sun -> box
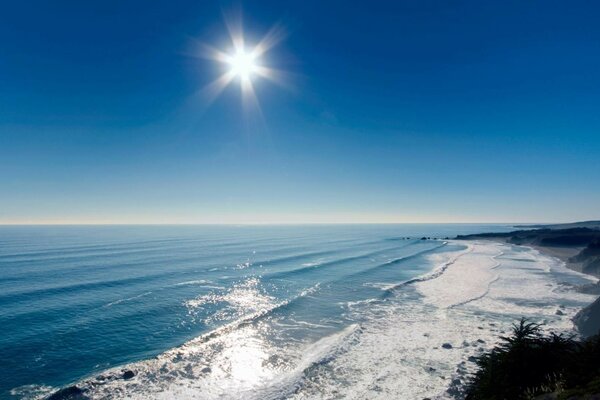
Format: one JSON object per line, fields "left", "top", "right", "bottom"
{"left": 196, "top": 13, "right": 287, "bottom": 110}
{"left": 227, "top": 49, "right": 258, "bottom": 81}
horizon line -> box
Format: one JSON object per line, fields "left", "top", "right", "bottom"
{"left": 0, "top": 221, "right": 558, "bottom": 226}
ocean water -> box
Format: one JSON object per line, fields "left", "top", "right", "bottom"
{"left": 0, "top": 224, "right": 596, "bottom": 400}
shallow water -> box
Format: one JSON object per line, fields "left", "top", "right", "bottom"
{"left": 0, "top": 225, "right": 595, "bottom": 399}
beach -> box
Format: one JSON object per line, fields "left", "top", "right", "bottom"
{"left": 43, "top": 243, "right": 600, "bottom": 399}
{"left": 2, "top": 226, "right": 598, "bottom": 400}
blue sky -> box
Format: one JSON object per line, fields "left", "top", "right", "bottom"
{"left": 1, "top": 0, "right": 599, "bottom": 224}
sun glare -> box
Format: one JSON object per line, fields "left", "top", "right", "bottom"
{"left": 227, "top": 49, "right": 258, "bottom": 80}
{"left": 197, "top": 12, "right": 287, "bottom": 111}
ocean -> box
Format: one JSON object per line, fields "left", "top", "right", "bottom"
{"left": 0, "top": 224, "right": 596, "bottom": 399}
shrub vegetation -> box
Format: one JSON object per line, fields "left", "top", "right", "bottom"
{"left": 465, "top": 319, "right": 600, "bottom": 400}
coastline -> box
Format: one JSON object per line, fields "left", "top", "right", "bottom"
{"left": 454, "top": 225, "right": 600, "bottom": 278}
{"left": 33, "top": 238, "right": 596, "bottom": 400}
{"left": 456, "top": 236, "right": 586, "bottom": 275}
{"left": 15, "top": 233, "right": 600, "bottom": 400}
{"left": 455, "top": 227, "right": 600, "bottom": 340}
{"left": 470, "top": 237, "right": 588, "bottom": 276}
{"left": 527, "top": 243, "right": 600, "bottom": 339}
{"left": 413, "top": 239, "right": 595, "bottom": 398}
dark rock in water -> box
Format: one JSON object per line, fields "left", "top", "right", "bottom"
{"left": 201, "top": 366, "right": 212, "bottom": 373}
{"left": 476, "top": 339, "right": 485, "bottom": 343}
{"left": 579, "top": 282, "right": 600, "bottom": 295}
{"left": 468, "top": 356, "right": 478, "bottom": 362}
{"left": 122, "top": 370, "right": 135, "bottom": 380}
{"left": 555, "top": 309, "right": 565, "bottom": 316}
{"left": 574, "top": 296, "right": 600, "bottom": 337}
{"left": 420, "top": 237, "right": 427, "bottom": 240}
{"left": 442, "top": 343, "right": 453, "bottom": 349}
{"left": 47, "top": 386, "right": 89, "bottom": 400}
{"left": 446, "top": 379, "right": 463, "bottom": 397}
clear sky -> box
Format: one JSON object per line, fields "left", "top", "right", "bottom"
{"left": 1, "top": 1, "right": 599, "bottom": 224}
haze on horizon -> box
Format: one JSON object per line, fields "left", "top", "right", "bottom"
{"left": 1, "top": 1, "right": 599, "bottom": 225}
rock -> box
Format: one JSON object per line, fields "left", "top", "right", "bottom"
{"left": 122, "top": 370, "right": 135, "bottom": 380}
{"left": 468, "top": 356, "right": 478, "bottom": 362}
{"left": 47, "top": 386, "right": 89, "bottom": 400}
{"left": 201, "top": 367, "right": 212, "bottom": 373}
{"left": 578, "top": 282, "right": 600, "bottom": 295}
{"left": 574, "top": 296, "right": 600, "bottom": 337}
{"left": 442, "top": 343, "right": 453, "bottom": 349}
{"left": 476, "top": 339, "right": 485, "bottom": 343}
{"left": 555, "top": 309, "right": 565, "bottom": 315}
{"left": 446, "top": 379, "right": 463, "bottom": 397}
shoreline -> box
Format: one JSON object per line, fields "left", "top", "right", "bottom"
{"left": 454, "top": 225, "right": 600, "bottom": 278}
{"left": 416, "top": 239, "right": 595, "bottom": 398}
{"left": 37, "top": 239, "right": 589, "bottom": 400}
{"left": 17, "top": 235, "right": 600, "bottom": 400}
{"left": 457, "top": 236, "right": 587, "bottom": 275}
{"left": 455, "top": 227, "right": 600, "bottom": 339}
{"left": 481, "top": 238, "right": 589, "bottom": 276}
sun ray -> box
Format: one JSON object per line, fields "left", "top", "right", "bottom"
{"left": 199, "top": 71, "right": 236, "bottom": 106}
{"left": 240, "top": 77, "right": 266, "bottom": 127}
{"left": 194, "top": 12, "right": 289, "bottom": 114}
{"left": 251, "top": 23, "right": 287, "bottom": 58}
{"left": 199, "top": 43, "right": 233, "bottom": 64}
{"left": 223, "top": 8, "right": 245, "bottom": 53}
{"left": 253, "top": 66, "right": 293, "bottom": 90}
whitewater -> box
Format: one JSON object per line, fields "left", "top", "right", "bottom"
{"left": 0, "top": 225, "right": 596, "bottom": 400}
